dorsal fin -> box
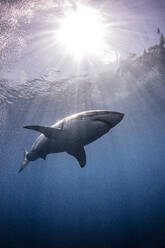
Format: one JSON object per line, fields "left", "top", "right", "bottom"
{"left": 67, "top": 147, "right": 86, "bottom": 168}
{"left": 23, "top": 125, "right": 62, "bottom": 139}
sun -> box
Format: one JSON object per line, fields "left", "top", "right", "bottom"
{"left": 56, "top": 4, "right": 107, "bottom": 59}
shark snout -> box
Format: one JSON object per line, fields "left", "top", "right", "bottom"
{"left": 107, "top": 111, "right": 124, "bottom": 128}
{"left": 118, "top": 112, "right": 124, "bottom": 121}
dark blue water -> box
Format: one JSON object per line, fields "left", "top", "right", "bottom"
{"left": 1, "top": 1, "right": 165, "bottom": 248}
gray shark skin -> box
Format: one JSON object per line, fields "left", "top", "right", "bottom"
{"left": 19, "top": 110, "right": 124, "bottom": 173}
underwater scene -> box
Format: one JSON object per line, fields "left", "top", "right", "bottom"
{"left": 0, "top": 0, "right": 165, "bottom": 247}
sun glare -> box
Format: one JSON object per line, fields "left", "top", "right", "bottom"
{"left": 56, "top": 5, "right": 107, "bottom": 59}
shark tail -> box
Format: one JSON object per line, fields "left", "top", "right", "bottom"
{"left": 18, "top": 149, "right": 29, "bottom": 173}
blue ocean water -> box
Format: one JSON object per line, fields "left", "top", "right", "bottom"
{"left": 0, "top": 1, "right": 165, "bottom": 247}
{"left": 1, "top": 64, "right": 165, "bottom": 247}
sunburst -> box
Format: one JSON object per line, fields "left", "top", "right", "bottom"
{"left": 56, "top": 4, "right": 108, "bottom": 60}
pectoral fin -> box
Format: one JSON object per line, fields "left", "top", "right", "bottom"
{"left": 67, "top": 147, "right": 86, "bottom": 168}
{"left": 23, "top": 125, "right": 62, "bottom": 139}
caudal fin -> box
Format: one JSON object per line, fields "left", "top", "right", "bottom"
{"left": 18, "top": 150, "right": 29, "bottom": 173}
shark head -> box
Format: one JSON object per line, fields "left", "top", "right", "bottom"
{"left": 91, "top": 111, "right": 124, "bottom": 129}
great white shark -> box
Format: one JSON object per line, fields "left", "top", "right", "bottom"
{"left": 19, "top": 110, "right": 124, "bottom": 173}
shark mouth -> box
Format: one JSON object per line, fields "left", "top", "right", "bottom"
{"left": 93, "top": 119, "right": 113, "bottom": 128}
